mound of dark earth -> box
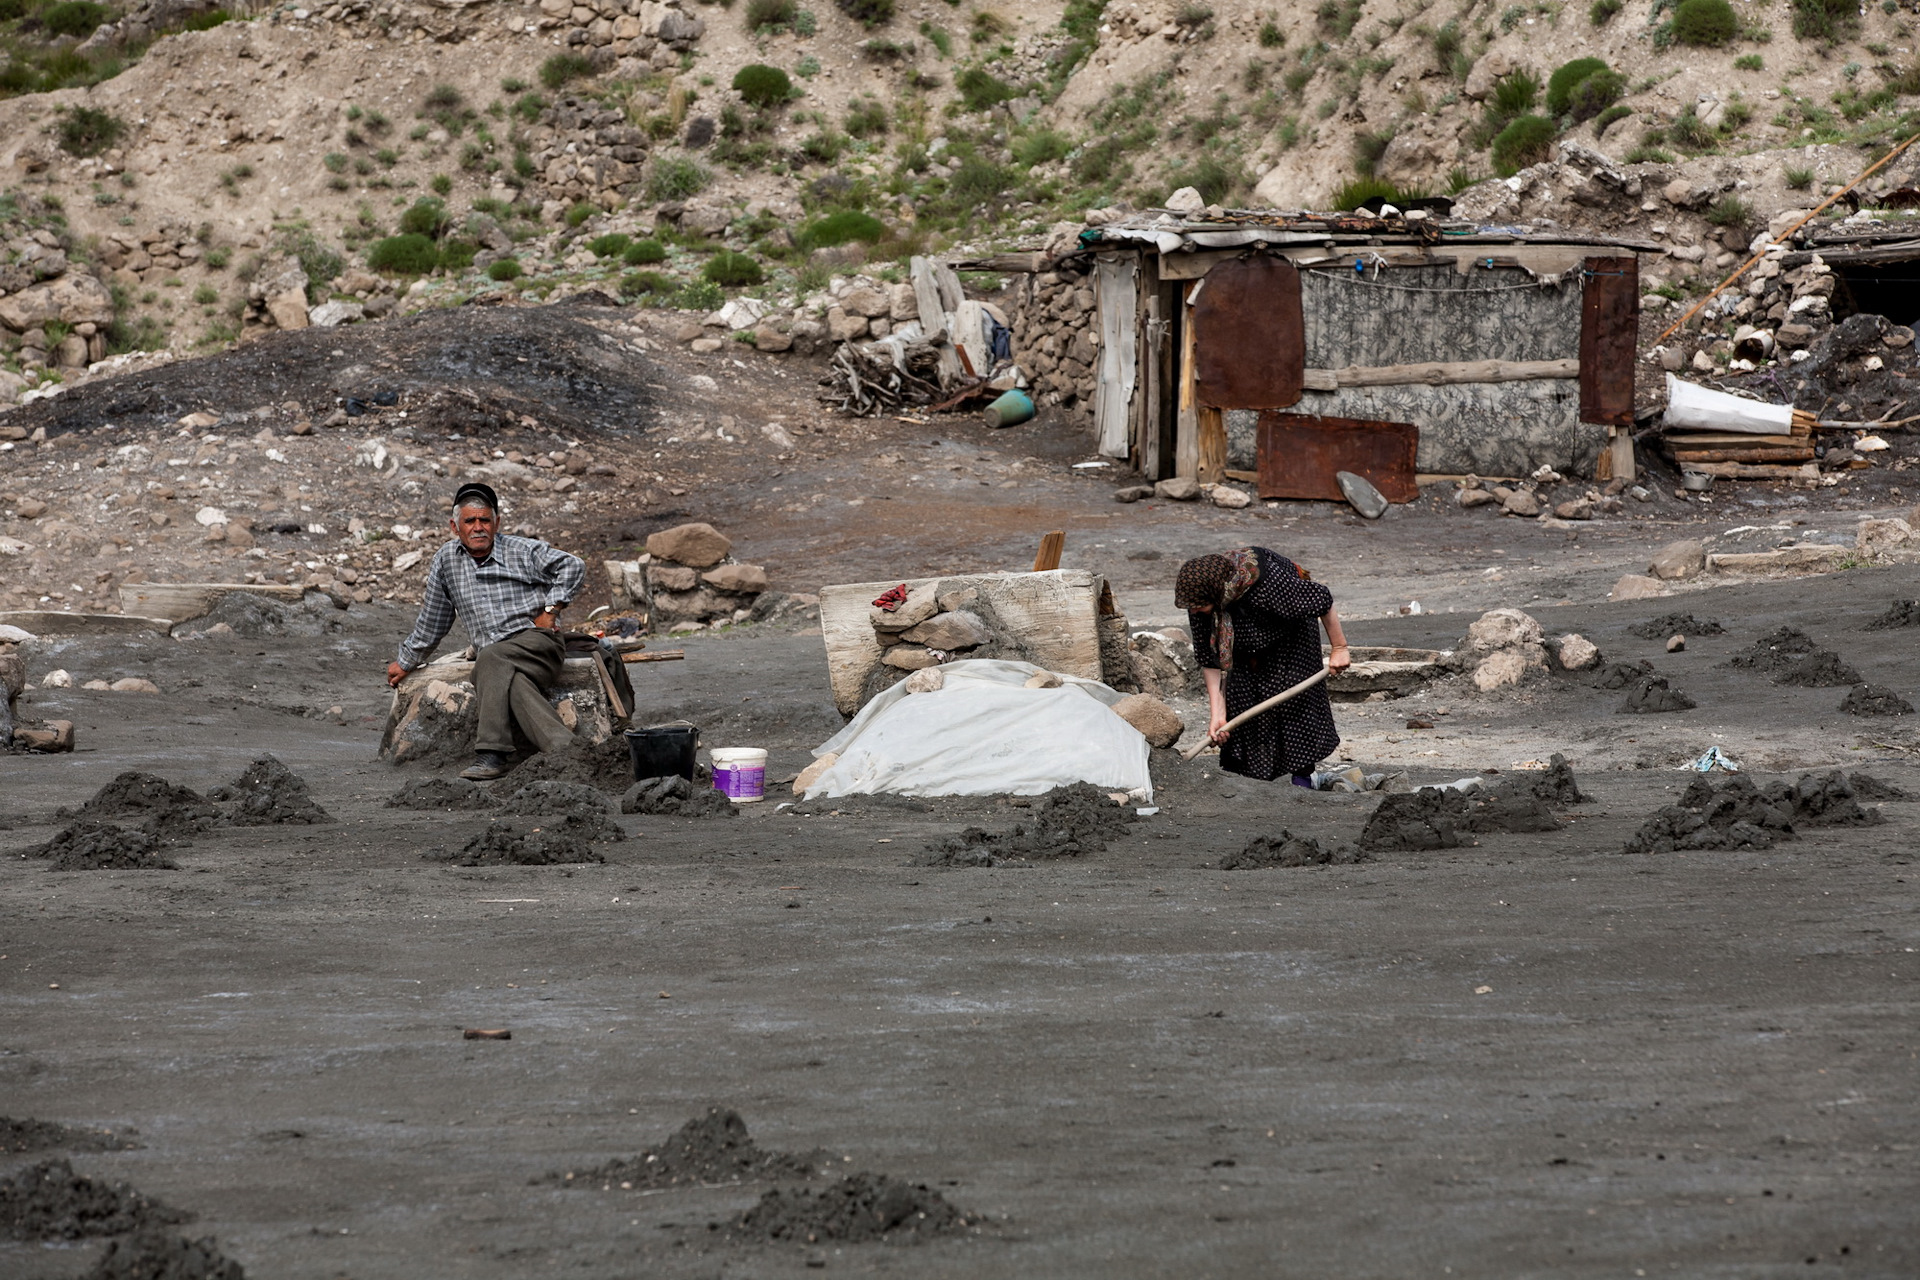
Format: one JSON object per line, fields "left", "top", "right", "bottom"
{"left": 1505, "top": 753, "right": 1590, "bottom": 805}
{"left": 1862, "top": 599, "right": 1920, "bottom": 630}
{"left": 437, "top": 817, "right": 607, "bottom": 866}
{"left": 0, "top": 1158, "right": 187, "bottom": 1241}
{"left": 495, "top": 781, "right": 624, "bottom": 840}
{"left": 620, "top": 775, "right": 736, "bottom": 818}
{"left": 385, "top": 777, "right": 498, "bottom": 810}
{"left": 1624, "top": 771, "right": 1883, "bottom": 854}
{"left": 734, "top": 1172, "right": 973, "bottom": 1244}
{"left": 919, "top": 783, "right": 1134, "bottom": 867}
{"left": 58, "top": 772, "right": 219, "bottom": 839}
{"left": 1839, "top": 684, "right": 1913, "bottom": 716}
{"left": 1628, "top": 613, "right": 1725, "bottom": 640}
{"left": 21, "top": 822, "right": 180, "bottom": 871}
{"left": 1848, "top": 773, "right": 1909, "bottom": 800}
{"left": 1219, "top": 832, "right": 1364, "bottom": 869}
{"left": 1723, "top": 626, "right": 1860, "bottom": 685}
{"left": 1774, "top": 649, "right": 1864, "bottom": 688}
{"left": 3, "top": 293, "right": 659, "bottom": 444}
{"left": 208, "top": 755, "right": 334, "bottom": 825}
{"left": 495, "top": 737, "right": 636, "bottom": 793}
{"left": 1618, "top": 676, "right": 1696, "bottom": 713}
{"left": 86, "top": 1228, "right": 247, "bottom": 1280}
{"left": 1360, "top": 772, "right": 1571, "bottom": 851}
{"left": 547, "top": 1108, "right": 825, "bottom": 1191}
{"left": 0, "top": 1118, "right": 140, "bottom": 1154}
{"left": 1591, "top": 660, "right": 1654, "bottom": 690}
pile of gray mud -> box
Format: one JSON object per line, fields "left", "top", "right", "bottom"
{"left": 621, "top": 775, "right": 736, "bottom": 818}
{"left": 919, "top": 783, "right": 1134, "bottom": 867}
{"left": 1618, "top": 675, "right": 1697, "bottom": 714}
{"left": 1218, "top": 832, "right": 1365, "bottom": 869}
{"left": 435, "top": 817, "right": 608, "bottom": 866}
{"left": 1624, "top": 771, "right": 1887, "bottom": 854}
{"left": 1726, "top": 627, "right": 1862, "bottom": 686}
{"left": 497, "top": 781, "right": 625, "bottom": 840}
{"left": 1862, "top": 599, "right": 1920, "bottom": 631}
{"left": 0, "top": 1157, "right": 186, "bottom": 1241}
{"left": 1629, "top": 613, "right": 1724, "bottom": 639}
{"left": 208, "top": 755, "right": 334, "bottom": 825}
{"left": 547, "top": 1108, "right": 825, "bottom": 1190}
{"left": 1840, "top": 684, "right": 1913, "bottom": 716}
{"left": 1360, "top": 771, "right": 1573, "bottom": 851}
{"left": 734, "top": 1172, "right": 973, "bottom": 1245}
{"left": 386, "top": 777, "right": 498, "bottom": 810}
{"left": 0, "top": 1117, "right": 140, "bottom": 1154}
{"left": 18, "top": 821, "right": 179, "bottom": 871}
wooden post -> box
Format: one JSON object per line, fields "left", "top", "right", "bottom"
{"left": 1610, "top": 426, "right": 1637, "bottom": 483}
{"left": 1033, "top": 531, "right": 1066, "bottom": 572}
{"left": 1175, "top": 286, "right": 1198, "bottom": 480}
{"left": 1197, "top": 406, "right": 1227, "bottom": 485}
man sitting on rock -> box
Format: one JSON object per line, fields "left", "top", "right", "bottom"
{"left": 386, "top": 482, "right": 586, "bottom": 781}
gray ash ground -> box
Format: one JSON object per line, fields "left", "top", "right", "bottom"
{"left": 1218, "top": 832, "right": 1364, "bottom": 869}
{"left": 1624, "top": 772, "right": 1886, "bottom": 854}
{"left": 1628, "top": 613, "right": 1725, "bottom": 640}
{"left": 620, "top": 775, "right": 737, "bottom": 818}
{"left": 1618, "top": 675, "right": 1698, "bottom": 713}
{"left": 1841, "top": 684, "right": 1914, "bottom": 716}
{"left": 18, "top": 821, "right": 179, "bottom": 871}
{"left": 733, "top": 1172, "right": 974, "bottom": 1245}
{"left": 1862, "top": 599, "right": 1920, "bottom": 630}
{"left": 437, "top": 817, "right": 608, "bottom": 866}
{"left": 86, "top": 1228, "right": 247, "bottom": 1280}
{"left": 208, "top": 755, "right": 334, "bottom": 826}
{"left": 0, "top": 1118, "right": 140, "bottom": 1154}
{"left": 548, "top": 1108, "right": 826, "bottom": 1191}
{"left": 0, "top": 1158, "right": 186, "bottom": 1241}
{"left": 918, "top": 783, "right": 1135, "bottom": 867}
{"left": 385, "top": 777, "right": 499, "bottom": 810}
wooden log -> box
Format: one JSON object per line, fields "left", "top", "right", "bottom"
{"left": 621, "top": 649, "right": 685, "bottom": 664}
{"left": 1196, "top": 404, "right": 1227, "bottom": 485}
{"left": 0, "top": 610, "right": 176, "bottom": 636}
{"left": 1672, "top": 445, "right": 1817, "bottom": 464}
{"left": 118, "top": 582, "right": 307, "bottom": 622}
{"left": 1665, "top": 427, "right": 1810, "bottom": 448}
{"left": 1682, "top": 461, "right": 1821, "bottom": 483}
{"left": 1301, "top": 358, "right": 1578, "bottom": 389}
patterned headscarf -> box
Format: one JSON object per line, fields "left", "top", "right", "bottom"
{"left": 1175, "top": 549, "right": 1262, "bottom": 670}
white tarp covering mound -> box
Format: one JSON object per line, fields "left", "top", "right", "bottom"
{"left": 805, "top": 659, "right": 1153, "bottom": 800}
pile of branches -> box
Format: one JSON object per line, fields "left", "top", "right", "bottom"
{"left": 818, "top": 341, "right": 945, "bottom": 417}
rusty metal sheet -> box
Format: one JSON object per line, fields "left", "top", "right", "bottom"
{"left": 1255, "top": 413, "right": 1420, "bottom": 505}
{"left": 1193, "top": 255, "right": 1304, "bottom": 410}
{"left": 1579, "top": 254, "right": 1638, "bottom": 427}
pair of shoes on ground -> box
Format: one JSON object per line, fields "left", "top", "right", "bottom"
{"left": 459, "top": 751, "right": 516, "bottom": 781}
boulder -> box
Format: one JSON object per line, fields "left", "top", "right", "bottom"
{"left": 1473, "top": 648, "right": 1545, "bottom": 692}
{"left": 793, "top": 751, "right": 838, "bottom": 794}
{"left": 1024, "top": 671, "right": 1063, "bottom": 689}
{"left": 839, "top": 286, "right": 890, "bottom": 318}
{"left": 109, "top": 677, "right": 161, "bottom": 693}
{"left": 703, "top": 562, "right": 769, "bottom": 594}
{"left": 1554, "top": 634, "right": 1602, "bottom": 671}
{"left": 0, "top": 273, "right": 116, "bottom": 332}
{"left": 1113, "top": 485, "right": 1155, "bottom": 503}
{"left": 648, "top": 563, "right": 698, "bottom": 592}
{"left": 1466, "top": 607, "right": 1544, "bottom": 654}
{"left": 1208, "top": 484, "right": 1253, "bottom": 509}
{"left": 1857, "top": 517, "right": 1912, "bottom": 558}
{"left": 869, "top": 582, "right": 940, "bottom": 632}
{"left": 646, "top": 521, "right": 731, "bottom": 568}
{"left": 308, "top": 300, "right": 365, "bottom": 328}
{"left": 901, "top": 609, "right": 993, "bottom": 650}
{"left": 12, "top": 719, "right": 73, "bottom": 752}
{"left": 1463, "top": 49, "right": 1516, "bottom": 100}
{"left": 1648, "top": 539, "right": 1706, "bottom": 580}
{"left": 881, "top": 644, "right": 942, "bottom": 670}
{"left": 1609, "top": 574, "right": 1666, "bottom": 601}
{"left": 1500, "top": 489, "right": 1541, "bottom": 517}
{"left": 903, "top": 667, "right": 946, "bottom": 693}
{"left": 1112, "top": 693, "right": 1183, "bottom": 748}
{"left": 1458, "top": 487, "right": 1498, "bottom": 508}
{"left": 1154, "top": 476, "right": 1201, "bottom": 501}
{"left": 267, "top": 288, "right": 310, "bottom": 331}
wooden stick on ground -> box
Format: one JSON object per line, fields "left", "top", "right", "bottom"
{"left": 621, "top": 649, "right": 686, "bottom": 664}
{"left": 1180, "top": 665, "right": 1332, "bottom": 762}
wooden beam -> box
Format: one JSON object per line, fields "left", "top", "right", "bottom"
{"left": 1033, "top": 531, "right": 1066, "bottom": 572}
{"left": 1609, "top": 425, "right": 1637, "bottom": 484}
{"left": 946, "top": 252, "right": 1048, "bottom": 273}
{"left": 1196, "top": 406, "right": 1227, "bottom": 486}
{"left": 1682, "top": 461, "right": 1821, "bottom": 482}
{"left": 1175, "top": 288, "right": 1199, "bottom": 479}
{"left": 1300, "top": 358, "right": 1579, "bottom": 389}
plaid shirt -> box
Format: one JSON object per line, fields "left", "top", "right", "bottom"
{"left": 395, "top": 534, "right": 586, "bottom": 670}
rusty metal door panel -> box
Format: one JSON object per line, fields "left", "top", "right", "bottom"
{"left": 1255, "top": 413, "right": 1420, "bottom": 504}
{"left": 1193, "top": 255, "right": 1305, "bottom": 409}
{"left": 1579, "top": 254, "right": 1638, "bottom": 427}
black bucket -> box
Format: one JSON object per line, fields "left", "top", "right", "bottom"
{"left": 625, "top": 723, "right": 699, "bottom": 782}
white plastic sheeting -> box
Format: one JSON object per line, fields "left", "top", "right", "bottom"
{"left": 1664, "top": 373, "right": 1794, "bottom": 435}
{"left": 805, "top": 659, "right": 1153, "bottom": 801}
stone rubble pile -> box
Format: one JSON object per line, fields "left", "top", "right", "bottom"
{"left": 605, "top": 521, "right": 768, "bottom": 633}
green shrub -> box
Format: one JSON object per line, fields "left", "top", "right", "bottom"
{"left": 398, "top": 196, "right": 450, "bottom": 238}
{"left": 1166, "top": 154, "right": 1243, "bottom": 205}
{"left": 1567, "top": 69, "right": 1626, "bottom": 121}
{"left": 1259, "top": 19, "right": 1285, "bottom": 47}
{"left": 181, "top": 8, "right": 231, "bottom": 30}
{"left": 487, "top": 257, "right": 523, "bottom": 281}
{"left": 1624, "top": 144, "right": 1674, "bottom": 163}
{"left": 1589, "top": 0, "right": 1621, "bottom": 23}
{"left": 205, "top": 247, "right": 231, "bottom": 269}
{"left": 192, "top": 284, "right": 218, "bottom": 306}
{"left": 836, "top": 0, "right": 894, "bottom": 24}
{"left": 540, "top": 52, "right": 595, "bottom": 91}
{"left": 845, "top": 96, "right": 889, "bottom": 138}
{"left": 623, "top": 238, "right": 668, "bottom": 264}
{"left": 1667, "top": 106, "right": 1715, "bottom": 149}
{"left": 1352, "top": 129, "right": 1394, "bottom": 178}
{"left": 746, "top": 0, "right": 797, "bottom": 30}
{"left": 368, "top": 234, "right": 440, "bottom": 274}
{"left": 1733, "top": 53, "right": 1764, "bottom": 70}
{"left": 1672, "top": 0, "right": 1737, "bottom": 46}
{"left": 733, "top": 63, "right": 793, "bottom": 108}
{"left": 648, "top": 156, "right": 711, "bottom": 202}
{"left": 588, "top": 232, "right": 631, "bottom": 258}
{"left": 800, "top": 131, "right": 845, "bottom": 163}
{"left": 676, "top": 279, "right": 725, "bottom": 312}
{"left": 1490, "top": 69, "right": 1541, "bottom": 123}
{"left": 1012, "top": 128, "right": 1072, "bottom": 166}
{"left": 422, "top": 83, "right": 463, "bottom": 112}
{"left": 1330, "top": 175, "right": 1402, "bottom": 210}
{"left": 949, "top": 157, "right": 1015, "bottom": 203}
{"left": 430, "top": 173, "right": 453, "bottom": 196}
{"left": 1432, "top": 20, "right": 1463, "bottom": 67}
{"left": 1785, "top": 165, "right": 1815, "bottom": 189}
{"left": 1546, "top": 58, "right": 1608, "bottom": 116}
{"left": 42, "top": 1, "right": 108, "bottom": 38}
{"left": 564, "top": 202, "right": 597, "bottom": 228}
{"left": 1705, "top": 195, "right": 1753, "bottom": 227}
{"left": 703, "top": 251, "right": 764, "bottom": 287}
{"left": 1790, "top": 0, "right": 1857, "bottom": 42}
{"left": 56, "top": 106, "right": 122, "bottom": 157}
{"left": 800, "top": 210, "right": 885, "bottom": 248}
{"left": 1594, "top": 103, "right": 1633, "bottom": 132}
{"left": 438, "top": 238, "right": 478, "bottom": 271}
{"left": 956, "top": 67, "right": 1017, "bottom": 112}
{"left": 619, "top": 269, "right": 674, "bottom": 298}
{"left": 1491, "top": 114, "right": 1557, "bottom": 176}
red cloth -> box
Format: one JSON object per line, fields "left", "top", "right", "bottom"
{"left": 871, "top": 583, "right": 909, "bottom": 611}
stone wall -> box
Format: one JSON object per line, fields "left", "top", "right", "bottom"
{"left": 1006, "top": 266, "right": 1097, "bottom": 420}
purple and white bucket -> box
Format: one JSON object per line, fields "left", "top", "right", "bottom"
{"left": 709, "top": 748, "right": 767, "bottom": 803}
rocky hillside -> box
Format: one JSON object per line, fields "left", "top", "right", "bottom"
{"left": 0, "top": 0, "right": 1917, "bottom": 408}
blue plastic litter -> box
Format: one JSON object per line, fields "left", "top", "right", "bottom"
{"left": 1687, "top": 746, "right": 1741, "bottom": 773}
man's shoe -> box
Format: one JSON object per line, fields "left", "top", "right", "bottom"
{"left": 459, "top": 751, "right": 513, "bottom": 781}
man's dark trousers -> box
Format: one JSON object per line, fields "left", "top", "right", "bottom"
{"left": 473, "top": 627, "right": 568, "bottom": 754}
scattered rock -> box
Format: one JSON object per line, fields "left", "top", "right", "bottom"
{"left": 1113, "top": 485, "right": 1154, "bottom": 503}
{"left": 1208, "top": 484, "right": 1253, "bottom": 510}
{"left": 1023, "top": 671, "right": 1062, "bottom": 689}
{"left": 1618, "top": 676, "right": 1697, "bottom": 713}
{"left": 702, "top": 563, "right": 769, "bottom": 594}
{"left": 1666, "top": 634, "right": 1686, "bottom": 653}
{"left": 1553, "top": 634, "right": 1602, "bottom": 671}
{"left": 1609, "top": 574, "right": 1666, "bottom": 602}
{"left": 792, "top": 753, "right": 838, "bottom": 795}
{"left": 881, "top": 645, "right": 942, "bottom": 671}
{"left": 1111, "top": 693, "right": 1183, "bottom": 748}
{"left": 869, "top": 582, "right": 939, "bottom": 633}
{"left": 1465, "top": 608, "right": 1544, "bottom": 653}
{"left": 900, "top": 610, "right": 992, "bottom": 651}
{"left": 1153, "top": 477, "right": 1201, "bottom": 502}
{"left": 1648, "top": 539, "right": 1707, "bottom": 580}
{"left": 645, "top": 522, "right": 732, "bottom": 569}
{"left": 1500, "top": 489, "right": 1541, "bottom": 517}
{"left": 108, "top": 678, "right": 160, "bottom": 694}
{"left": 1473, "top": 648, "right": 1545, "bottom": 692}
{"left": 902, "top": 668, "right": 945, "bottom": 693}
